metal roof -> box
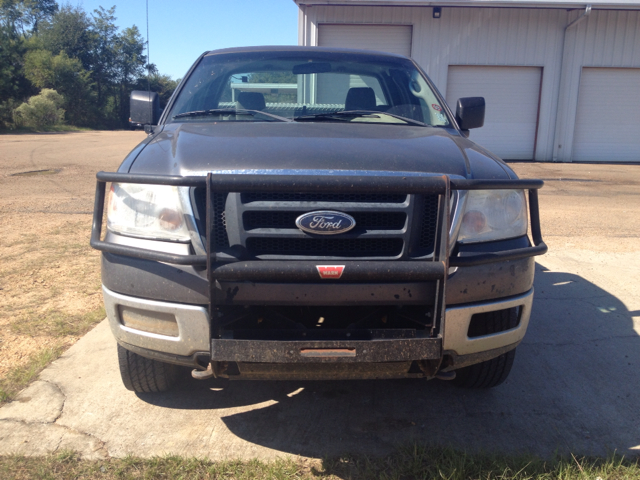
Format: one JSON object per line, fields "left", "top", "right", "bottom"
{"left": 203, "top": 45, "right": 410, "bottom": 58}
{"left": 293, "top": 0, "right": 640, "bottom": 9}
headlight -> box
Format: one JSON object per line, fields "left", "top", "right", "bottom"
{"left": 457, "top": 189, "right": 527, "bottom": 243}
{"left": 106, "top": 183, "right": 191, "bottom": 242}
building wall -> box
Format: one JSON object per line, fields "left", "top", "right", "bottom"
{"left": 554, "top": 9, "right": 640, "bottom": 161}
{"left": 298, "top": 5, "right": 640, "bottom": 162}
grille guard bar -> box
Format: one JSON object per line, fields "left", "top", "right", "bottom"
{"left": 90, "top": 171, "right": 547, "bottom": 268}
{"left": 91, "top": 171, "right": 546, "bottom": 339}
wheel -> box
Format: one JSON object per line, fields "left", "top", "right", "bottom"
{"left": 452, "top": 307, "right": 519, "bottom": 389}
{"left": 117, "top": 344, "right": 178, "bottom": 393}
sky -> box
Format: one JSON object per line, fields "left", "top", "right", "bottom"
{"left": 77, "top": 0, "right": 300, "bottom": 80}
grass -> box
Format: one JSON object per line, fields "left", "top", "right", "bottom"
{"left": 0, "top": 447, "right": 639, "bottom": 480}
{"left": 0, "top": 345, "right": 65, "bottom": 403}
{"left": 0, "top": 125, "right": 93, "bottom": 134}
{"left": 0, "top": 215, "right": 105, "bottom": 406}
{"left": 1, "top": 306, "right": 105, "bottom": 404}
{"left": 11, "top": 306, "right": 106, "bottom": 338}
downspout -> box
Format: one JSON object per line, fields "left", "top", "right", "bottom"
{"left": 566, "top": 4, "right": 592, "bottom": 30}
{"left": 552, "top": 4, "right": 592, "bottom": 162}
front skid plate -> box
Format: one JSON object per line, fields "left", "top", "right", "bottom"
{"left": 211, "top": 337, "right": 442, "bottom": 363}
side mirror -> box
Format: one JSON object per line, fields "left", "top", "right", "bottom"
{"left": 130, "top": 90, "right": 161, "bottom": 126}
{"left": 456, "top": 97, "right": 485, "bottom": 131}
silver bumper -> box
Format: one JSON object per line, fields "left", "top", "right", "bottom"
{"left": 103, "top": 285, "right": 532, "bottom": 362}
{"left": 103, "top": 286, "right": 210, "bottom": 357}
{"left": 443, "top": 288, "right": 534, "bottom": 356}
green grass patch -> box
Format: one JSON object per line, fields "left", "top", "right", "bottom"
{"left": 0, "top": 125, "right": 93, "bottom": 134}
{"left": 0, "top": 447, "right": 639, "bottom": 480}
{"left": 11, "top": 306, "right": 105, "bottom": 338}
{"left": 0, "top": 344, "right": 65, "bottom": 404}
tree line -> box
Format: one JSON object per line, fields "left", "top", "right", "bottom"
{"left": 0, "top": 0, "right": 178, "bottom": 130}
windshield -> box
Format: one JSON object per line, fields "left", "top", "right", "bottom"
{"left": 167, "top": 50, "right": 451, "bottom": 127}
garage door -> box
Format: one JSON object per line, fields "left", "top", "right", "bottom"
{"left": 573, "top": 68, "right": 640, "bottom": 162}
{"left": 446, "top": 66, "right": 542, "bottom": 160}
{"left": 318, "top": 25, "right": 412, "bottom": 57}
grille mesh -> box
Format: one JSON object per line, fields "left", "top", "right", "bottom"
{"left": 211, "top": 192, "right": 229, "bottom": 248}
{"left": 247, "top": 237, "right": 403, "bottom": 257}
{"left": 417, "top": 196, "right": 440, "bottom": 252}
{"left": 244, "top": 211, "right": 406, "bottom": 230}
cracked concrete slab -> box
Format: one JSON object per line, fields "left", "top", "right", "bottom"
{"left": 0, "top": 162, "right": 638, "bottom": 460}
{"left": 0, "top": 420, "right": 107, "bottom": 460}
{"left": 0, "top": 380, "right": 65, "bottom": 424}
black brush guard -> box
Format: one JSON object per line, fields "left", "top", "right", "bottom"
{"left": 91, "top": 172, "right": 546, "bottom": 366}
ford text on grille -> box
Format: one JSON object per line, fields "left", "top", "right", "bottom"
{"left": 310, "top": 216, "right": 343, "bottom": 230}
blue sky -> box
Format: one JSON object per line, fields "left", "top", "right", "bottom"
{"left": 77, "top": 0, "right": 300, "bottom": 79}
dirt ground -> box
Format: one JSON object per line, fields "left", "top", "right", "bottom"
{"left": 0, "top": 130, "right": 638, "bottom": 381}
{"left": 512, "top": 161, "right": 640, "bottom": 254}
{"left": 0, "top": 131, "right": 145, "bottom": 379}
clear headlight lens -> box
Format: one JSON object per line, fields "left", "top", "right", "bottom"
{"left": 458, "top": 189, "right": 528, "bottom": 243}
{"left": 106, "top": 183, "right": 191, "bottom": 242}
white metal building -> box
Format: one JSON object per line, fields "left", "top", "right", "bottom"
{"left": 294, "top": 0, "right": 640, "bottom": 162}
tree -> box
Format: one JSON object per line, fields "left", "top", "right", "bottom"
{"left": 13, "top": 87, "right": 64, "bottom": 128}
{"left": 1, "top": 1, "right": 174, "bottom": 129}
{"left": 38, "top": 5, "right": 94, "bottom": 70}
{"left": 21, "top": 0, "right": 57, "bottom": 34}
{"left": 23, "top": 49, "right": 95, "bottom": 125}
{"left": 90, "top": 6, "right": 117, "bottom": 109}
{"left": 0, "top": 0, "right": 57, "bottom": 35}
{"left": 114, "top": 25, "right": 146, "bottom": 123}
{"left": 135, "top": 73, "right": 179, "bottom": 108}
{"left": 0, "top": 24, "right": 30, "bottom": 102}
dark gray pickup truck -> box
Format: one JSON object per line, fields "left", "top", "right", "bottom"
{"left": 91, "top": 46, "right": 546, "bottom": 393}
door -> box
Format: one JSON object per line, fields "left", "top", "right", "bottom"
{"left": 573, "top": 67, "right": 640, "bottom": 162}
{"left": 318, "top": 24, "right": 412, "bottom": 57}
{"left": 446, "top": 66, "right": 542, "bottom": 160}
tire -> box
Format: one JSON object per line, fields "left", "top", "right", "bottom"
{"left": 452, "top": 307, "right": 519, "bottom": 389}
{"left": 117, "top": 344, "right": 178, "bottom": 393}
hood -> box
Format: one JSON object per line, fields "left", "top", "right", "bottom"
{"left": 128, "top": 122, "right": 512, "bottom": 179}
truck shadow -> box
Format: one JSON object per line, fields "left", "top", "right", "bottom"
{"left": 139, "top": 262, "right": 640, "bottom": 459}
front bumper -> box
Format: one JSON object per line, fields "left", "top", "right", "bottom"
{"left": 104, "top": 285, "right": 533, "bottom": 365}
{"left": 96, "top": 171, "right": 545, "bottom": 377}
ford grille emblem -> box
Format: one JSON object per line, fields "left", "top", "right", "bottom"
{"left": 295, "top": 211, "right": 356, "bottom": 235}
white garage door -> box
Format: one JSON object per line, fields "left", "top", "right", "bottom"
{"left": 573, "top": 68, "right": 640, "bottom": 162}
{"left": 318, "top": 25, "right": 412, "bottom": 57}
{"left": 446, "top": 66, "right": 542, "bottom": 160}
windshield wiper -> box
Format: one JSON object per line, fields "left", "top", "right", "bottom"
{"left": 172, "top": 108, "right": 292, "bottom": 122}
{"left": 294, "top": 110, "right": 429, "bottom": 127}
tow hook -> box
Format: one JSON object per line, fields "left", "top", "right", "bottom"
{"left": 191, "top": 363, "right": 215, "bottom": 380}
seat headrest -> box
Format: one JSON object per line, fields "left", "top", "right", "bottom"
{"left": 345, "top": 87, "right": 376, "bottom": 111}
{"left": 237, "top": 92, "right": 266, "bottom": 111}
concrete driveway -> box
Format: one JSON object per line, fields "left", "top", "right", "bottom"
{"left": 1, "top": 160, "right": 638, "bottom": 461}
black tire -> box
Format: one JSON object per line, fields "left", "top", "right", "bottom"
{"left": 117, "top": 344, "right": 178, "bottom": 393}
{"left": 452, "top": 307, "right": 519, "bottom": 389}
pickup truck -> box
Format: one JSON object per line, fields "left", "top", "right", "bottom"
{"left": 90, "top": 46, "right": 547, "bottom": 393}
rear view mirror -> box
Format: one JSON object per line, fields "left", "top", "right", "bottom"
{"left": 130, "top": 90, "right": 161, "bottom": 125}
{"left": 292, "top": 62, "right": 332, "bottom": 75}
{"left": 456, "top": 97, "right": 485, "bottom": 130}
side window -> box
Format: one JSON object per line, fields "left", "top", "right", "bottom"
{"left": 219, "top": 72, "right": 298, "bottom": 108}
{"left": 409, "top": 71, "right": 449, "bottom": 126}
{"left": 316, "top": 73, "right": 386, "bottom": 107}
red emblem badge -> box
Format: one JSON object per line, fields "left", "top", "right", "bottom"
{"left": 432, "top": 104, "right": 442, "bottom": 111}
{"left": 316, "top": 265, "right": 345, "bottom": 279}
